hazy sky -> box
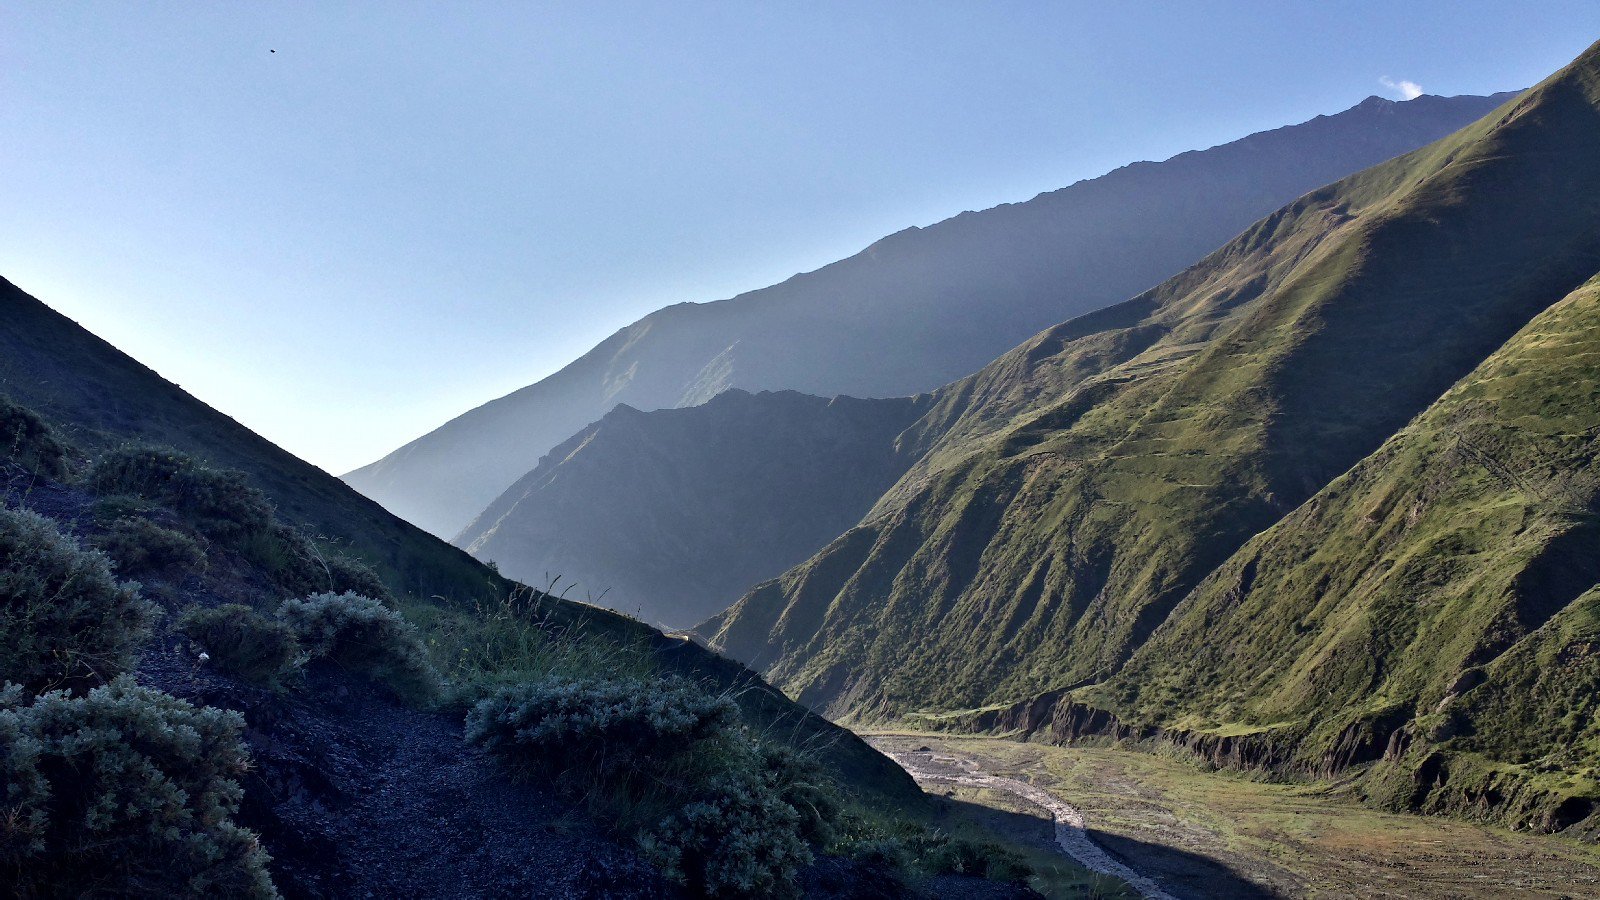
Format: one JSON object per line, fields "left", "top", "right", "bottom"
{"left": 2, "top": 4, "right": 1595, "bottom": 473}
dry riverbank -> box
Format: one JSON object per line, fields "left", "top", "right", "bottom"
{"left": 866, "top": 733, "right": 1600, "bottom": 899}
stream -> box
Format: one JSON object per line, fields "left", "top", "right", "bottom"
{"left": 873, "top": 743, "right": 1179, "bottom": 900}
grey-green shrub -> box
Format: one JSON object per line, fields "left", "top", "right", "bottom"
{"left": 0, "top": 506, "right": 155, "bottom": 693}
{"left": 639, "top": 773, "right": 810, "bottom": 898}
{"left": 0, "top": 397, "right": 68, "bottom": 480}
{"left": 93, "top": 516, "right": 207, "bottom": 579}
{"left": 279, "top": 591, "right": 439, "bottom": 702}
{"left": 178, "top": 604, "right": 301, "bottom": 687}
{"left": 85, "top": 446, "right": 273, "bottom": 540}
{"left": 249, "top": 522, "right": 393, "bottom": 603}
{"left": 466, "top": 676, "right": 822, "bottom": 896}
{"left": 465, "top": 675, "right": 739, "bottom": 784}
{"left": 0, "top": 677, "right": 277, "bottom": 897}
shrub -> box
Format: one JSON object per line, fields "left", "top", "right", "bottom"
{"left": 465, "top": 675, "right": 739, "bottom": 786}
{"left": 177, "top": 604, "right": 301, "bottom": 687}
{"left": 639, "top": 774, "right": 810, "bottom": 898}
{"left": 0, "top": 506, "right": 156, "bottom": 693}
{"left": 758, "top": 743, "right": 843, "bottom": 846}
{"left": 0, "top": 397, "right": 68, "bottom": 480}
{"left": 467, "top": 676, "right": 824, "bottom": 896}
{"left": 418, "top": 589, "right": 649, "bottom": 697}
{"left": 279, "top": 592, "right": 439, "bottom": 702}
{"left": 0, "top": 677, "right": 277, "bottom": 897}
{"left": 85, "top": 446, "right": 273, "bottom": 540}
{"left": 247, "top": 521, "right": 394, "bottom": 602}
{"left": 93, "top": 516, "right": 207, "bottom": 580}
{"left": 832, "top": 816, "right": 1033, "bottom": 884}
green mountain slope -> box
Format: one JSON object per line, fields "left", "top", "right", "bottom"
{"left": 1083, "top": 270, "right": 1600, "bottom": 827}
{"left": 458, "top": 389, "right": 929, "bottom": 629}
{"left": 707, "top": 40, "right": 1600, "bottom": 735}
{"left": 344, "top": 92, "right": 1513, "bottom": 538}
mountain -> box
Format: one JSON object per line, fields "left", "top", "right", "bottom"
{"left": 0, "top": 273, "right": 918, "bottom": 817}
{"left": 1089, "top": 269, "right": 1600, "bottom": 829}
{"left": 706, "top": 40, "right": 1600, "bottom": 828}
{"left": 457, "top": 389, "right": 928, "bottom": 629}
{"left": 344, "top": 91, "right": 1516, "bottom": 538}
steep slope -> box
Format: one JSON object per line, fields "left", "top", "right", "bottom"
{"left": 707, "top": 42, "right": 1600, "bottom": 729}
{"left": 458, "top": 389, "right": 929, "bottom": 629}
{"left": 345, "top": 92, "right": 1515, "bottom": 537}
{"left": 1076, "top": 270, "right": 1600, "bottom": 828}
{"left": 0, "top": 275, "right": 919, "bottom": 809}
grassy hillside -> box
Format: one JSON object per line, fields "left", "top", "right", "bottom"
{"left": 708, "top": 37, "right": 1600, "bottom": 751}
{"left": 1086, "top": 270, "right": 1600, "bottom": 827}
{"left": 458, "top": 389, "right": 930, "bottom": 629}
{"left": 344, "top": 92, "right": 1513, "bottom": 538}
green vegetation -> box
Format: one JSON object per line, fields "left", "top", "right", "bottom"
{"left": 177, "top": 604, "right": 302, "bottom": 687}
{"left": 830, "top": 814, "right": 1031, "bottom": 883}
{"left": 466, "top": 675, "right": 814, "bottom": 897}
{"left": 93, "top": 515, "right": 207, "bottom": 580}
{"left": 0, "top": 395, "right": 69, "bottom": 480}
{"left": 880, "top": 734, "right": 1600, "bottom": 899}
{"left": 407, "top": 588, "right": 650, "bottom": 698}
{"left": 707, "top": 41, "right": 1600, "bottom": 832}
{"left": 0, "top": 505, "right": 155, "bottom": 694}
{"left": 279, "top": 591, "right": 440, "bottom": 703}
{"left": 0, "top": 678, "right": 276, "bottom": 898}
{"left": 87, "top": 445, "right": 275, "bottom": 540}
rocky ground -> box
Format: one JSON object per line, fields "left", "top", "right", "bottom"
{"left": 867, "top": 733, "right": 1600, "bottom": 900}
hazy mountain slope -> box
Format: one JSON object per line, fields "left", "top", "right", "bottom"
{"left": 0, "top": 276, "right": 919, "bottom": 806}
{"left": 1081, "top": 269, "right": 1600, "bottom": 827}
{"left": 707, "top": 43, "right": 1600, "bottom": 725}
{"left": 458, "top": 389, "right": 929, "bottom": 629}
{"left": 345, "top": 92, "right": 1514, "bottom": 537}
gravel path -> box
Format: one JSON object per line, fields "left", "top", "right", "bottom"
{"left": 876, "top": 743, "right": 1178, "bottom": 900}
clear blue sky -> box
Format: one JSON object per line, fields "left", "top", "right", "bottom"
{"left": 2, "top": 4, "right": 1594, "bottom": 473}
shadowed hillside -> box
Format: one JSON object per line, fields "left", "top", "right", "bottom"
{"left": 458, "top": 389, "right": 930, "bottom": 629}
{"left": 0, "top": 275, "right": 921, "bottom": 823}
{"left": 345, "top": 91, "right": 1514, "bottom": 538}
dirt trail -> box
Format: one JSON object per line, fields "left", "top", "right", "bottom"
{"left": 875, "top": 742, "right": 1175, "bottom": 900}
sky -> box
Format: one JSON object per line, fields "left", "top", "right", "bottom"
{"left": 2, "top": 4, "right": 1596, "bottom": 474}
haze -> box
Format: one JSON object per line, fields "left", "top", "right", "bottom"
{"left": 1, "top": 2, "right": 1592, "bottom": 472}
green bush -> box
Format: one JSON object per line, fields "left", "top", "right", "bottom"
{"left": 0, "top": 677, "right": 277, "bottom": 897}
{"left": 0, "top": 506, "right": 155, "bottom": 694}
{"left": 93, "top": 516, "right": 207, "bottom": 580}
{"left": 639, "top": 773, "right": 811, "bottom": 898}
{"left": 279, "top": 592, "right": 439, "bottom": 702}
{"left": 0, "top": 397, "right": 68, "bottom": 480}
{"left": 466, "top": 676, "right": 827, "bottom": 897}
{"left": 246, "top": 522, "right": 393, "bottom": 602}
{"left": 177, "top": 604, "right": 301, "bottom": 687}
{"left": 85, "top": 446, "right": 273, "bottom": 540}
{"left": 832, "top": 815, "right": 1033, "bottom": 883}
{"left": 465, "top": 675, "right": 739, "bottom": 784}
{"left": 416, "top": 589, "right": 649, "bottom": 697}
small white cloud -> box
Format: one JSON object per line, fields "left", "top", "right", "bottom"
{"left": 1380, "top": 76, "right": 1425, "bottom": 100}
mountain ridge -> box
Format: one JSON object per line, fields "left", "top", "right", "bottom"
{"left": 345, "top": 90, "right": 1516, "bottom": 538}
{"left": 705, "top": 39, "right": 1600, "bottom": 755}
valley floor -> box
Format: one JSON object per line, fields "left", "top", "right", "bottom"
{"left": 865, "top": 733, "right": 1600, "bottom": 900}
